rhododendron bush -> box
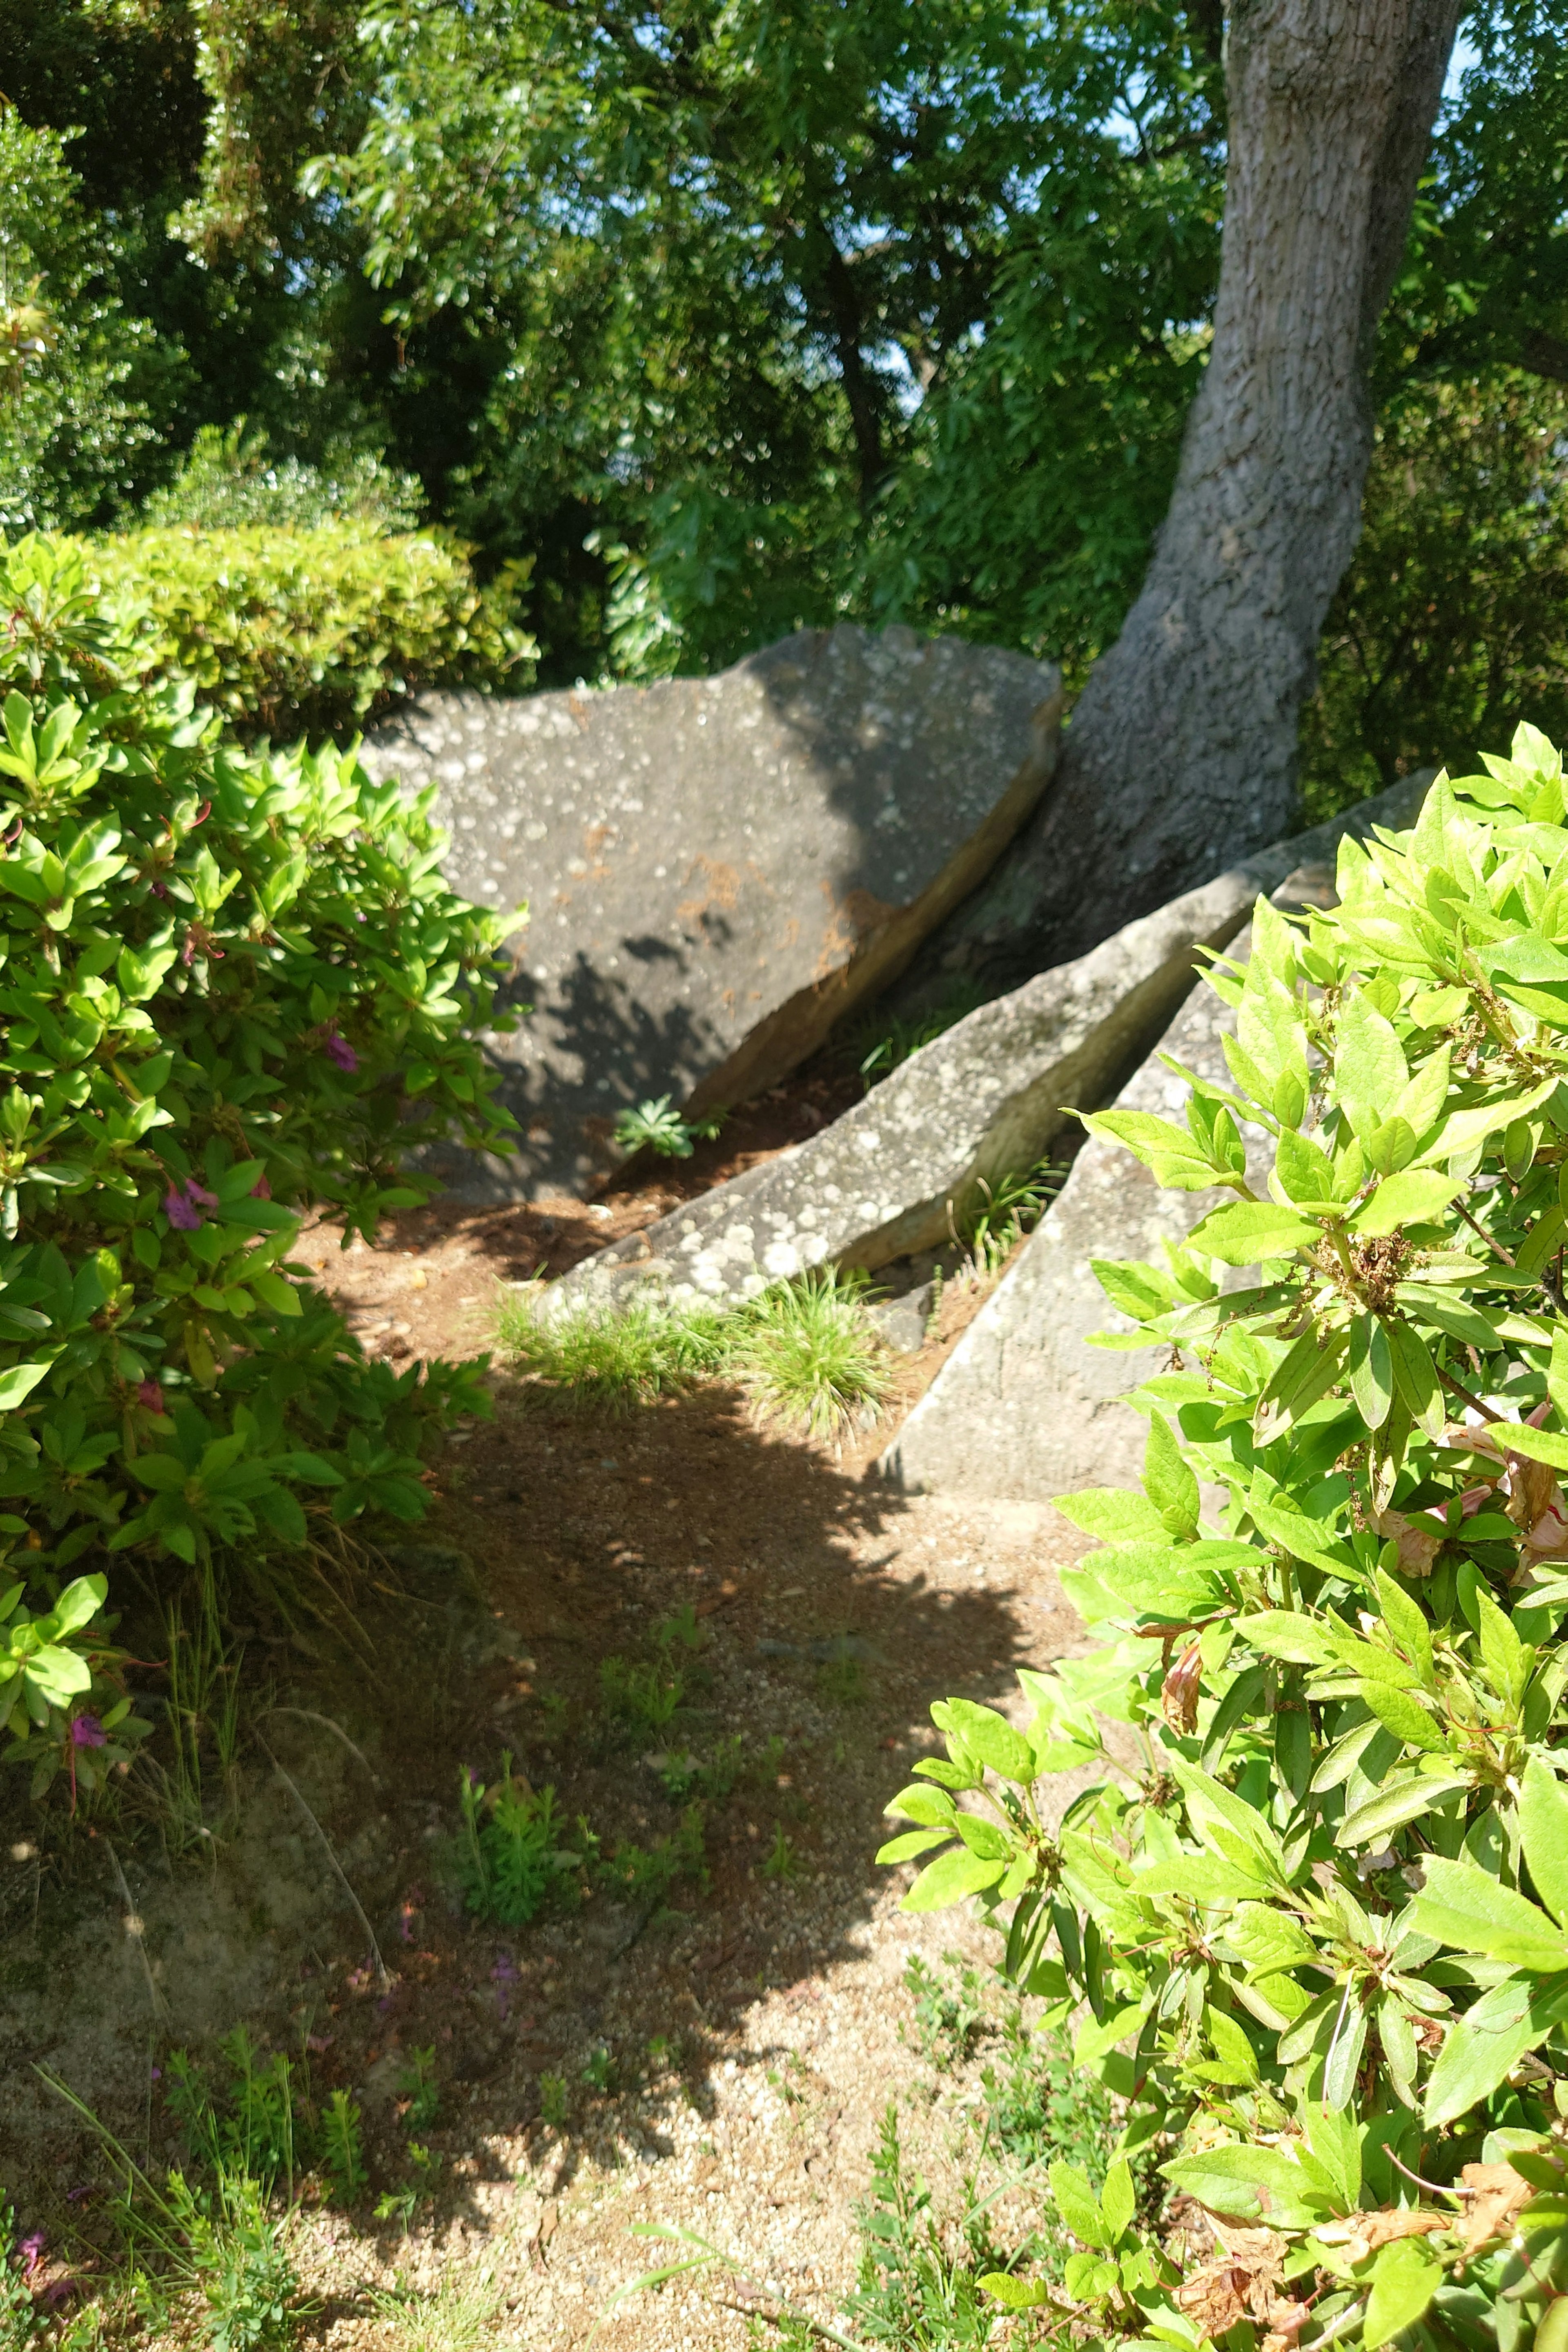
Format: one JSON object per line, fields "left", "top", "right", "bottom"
{"left": 883, "top": 729, "right": 1568, "bottom": 2351}
{"left": 0, "top": 536, "right": 519, "bottom": 1795}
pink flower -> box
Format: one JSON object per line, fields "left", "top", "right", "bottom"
{"left": 250, "top": 1172, "right": 271, "bottom": 1199}
{"left": 70, "top": 1715, "right": 105, "bottom": 1748}
{"left": 164, "top": 1179, "right": 218, "bottom": 1229}
{"left": 136, "top": 1379, "right": 165, "bottom": 1414}
{"left": 18, "top": 2232, "right": 45, "bottom": 2279}
{"left": 322, "top": 1031, "right": 359, "bottom": 1074}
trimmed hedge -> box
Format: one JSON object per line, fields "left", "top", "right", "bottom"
{"left": 82, "top": 524, "right": 536, "bottom": 740}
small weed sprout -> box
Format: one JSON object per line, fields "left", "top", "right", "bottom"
{"left": 537, "top": 2074, "right": 568, "bottom": 2128}
{"left": 167, "top": 2032, "right": 295, "bottom": 2198}
{"left": 612, "top": 1096, "right": 726, "bottom": 1160}
{"left": 318, "top": 2092, "right": 366, "bottom": 2205}
{"left": 655, "top": 1601, "right": 705, "bottom": 1652}
{"left": 979, "top": 2014, "right": 1118, "bottom": 2194}
{"left": 845, "top": 2105, "right": 1018, "bottom": 2348}
{"left": 373, "top": 2184, "right": 418, "bottom": 2235}
{"left": 580, "top": 2045, "right": 617, "bottom": 2094}
{"left": 598, "top": 1655, "right": 684, "bottom": 1735}
{"left": 458, "top": 1757, "right": 582, "bottom": 1927}
{"left": 601, "top": 1804, "right": 708, "bottom": 1904}
{"left": 373, "top": 2143, "right": 439, "bottom": 2237}
{"left": 650, "top": 1734, "right": 744, "bottom": 1803}
{"left": 166, "top": 2171, "right": 301, "bottom": 2352}
{"left": 903, "top": 1955, "right": 986, "bottom": 2071}
{"left": 761, "top": 1826, "right": 799, "bottom": 1882}
{"left": 396, "top": 2047, "right": 439, "bottom": 2132}
{"left": 816, "top": 1650, "right": 868, "bottom": 1707}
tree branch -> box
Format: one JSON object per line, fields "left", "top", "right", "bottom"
{"left": 1185, "top": 0, "right": 1224, "bottom": 74}
{"left": 817, "top": 229, "right": 885, "bottom": 507}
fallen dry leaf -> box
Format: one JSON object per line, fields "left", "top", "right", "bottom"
{"left": 1178, "top": 2225, "right": 1288, "bottom": 2335}
{"left": 1459, "top": 2161, "right": 1532, "bottom": 2256}
{"left": 1370, "top": 1506, "right": 1441, "bottom": 1577}
{"left": 1262, "top": 2296, "right": 1315, "bottom": 2352}
{"left": 1317, "top": 2208, "right": 1451, "bottom": 2262}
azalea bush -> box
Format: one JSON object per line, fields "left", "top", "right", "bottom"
{"left": 883, "top": 727, "right": 1568, "bottom": 2351}
{"left": 0, "top": 533, "right": 521, "bottom": 1797}
{"left": 83, "top": 523, "right": 535, "bottom": 740}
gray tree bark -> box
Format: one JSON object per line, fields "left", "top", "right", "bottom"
{"left": 926, "top": 0, "right": 1462, "bottom": 989}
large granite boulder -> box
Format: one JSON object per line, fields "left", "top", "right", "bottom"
{"left": 548, "top": 774, "right": 1428, "bottom": 1316}
{"left": 360, "top": 625, "right": 1061, "bottom": 1199}
{"left": 878, "top": 777, "right": 1430, "bottom": 1503}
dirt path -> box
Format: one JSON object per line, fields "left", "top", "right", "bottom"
{"left": 2, "top": 1200, "right": 1094, "bottom": 2349}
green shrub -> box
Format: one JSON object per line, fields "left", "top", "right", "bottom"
{"left": 884, "top": 726, "right": 1568, "bottom": 2348}
{"left": 140, "top": 423, "right": 423, "bottom": 537}
{"left": 82, "top": 523, "right": 535, "bottom": 741}
{"left": 1303, "top": 375, "right": 1568, "bottom": 825}
{"left": 0, "top": 114, "right": 173, "bottom": 535}
{"left": 0, "top": 534, "right": 519, "bottom": 1793}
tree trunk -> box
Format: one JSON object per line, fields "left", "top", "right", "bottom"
{"left": 930, "top": 0, "right": 1461, "bottom": 989}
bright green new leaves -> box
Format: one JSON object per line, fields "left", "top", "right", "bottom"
{"left": 0, "top": 535, "right": 520, "bottom": 1791}
{"left": 884, "top": 727, "right": 1568, "bottom": 2343}
{"left": 0, "top": 1572, "right": 103, "bottom": 1726}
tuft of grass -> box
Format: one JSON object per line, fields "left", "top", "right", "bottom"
{"left": 363, "top": 2273, "right": 502, "bottom": 2352}
{"left": 495, "top": 1267, "right": 891, "bottom": 1434}
{"left": 727, "top": 1267, "right": 892, "bottom": 1437}
{"left": 957, "top": 1158, "right": 1066, "bottom": 1276}
{"left": 492, "top": 1287, "right": 728, "bottom": 1413}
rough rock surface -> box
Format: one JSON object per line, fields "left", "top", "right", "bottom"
{"left": 550, "top": 775, "right": 1427, "bottom": 1315}
{"left": 361, "top": 625, "right": 1060, "bottom": 1198}
{"left": 878, "top": 924, "right": 1273, "bottom": 1501}
{"left": 878, "top": 779, "right": 1430, "bottom": 1502}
